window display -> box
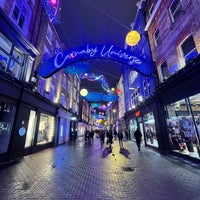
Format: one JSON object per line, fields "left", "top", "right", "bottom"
{"left": 129, "top": 119, "right": 137, "bottom": 141}
{"left": 0, "top": 102, "right": 16, "bottom": 153}
{"left": 25, "top": 110, "right": 36, "bottom": 148}
{"left": 166, "top": 97, "right": 200, "bottom": 158}
{"left": 143, "top": 112, "right": 158, "bottom": 147}
{"left": 37, "top": 113, "right": 55, "bottom": 145}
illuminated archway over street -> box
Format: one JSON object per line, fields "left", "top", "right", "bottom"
{"left": 37, "top": 44, "right": 155, "bottom": 78}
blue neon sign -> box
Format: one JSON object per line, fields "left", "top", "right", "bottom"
{"left": 37, "top": 44, "right": 155, "bottom": 77}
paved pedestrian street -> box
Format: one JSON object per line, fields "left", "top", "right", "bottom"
{"left": 0, "top": 137, "right": 200, "bottom": 200}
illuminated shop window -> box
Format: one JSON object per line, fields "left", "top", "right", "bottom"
{"left": 37, "top": 113, "right": 55, "bottom": 145}
{"left": 129, "top": 119, "right": 137, "bottom": 141}
{"left": 0, "top": 102, "right": 16, "bottom": 153}
{"left": 25, "top": 110, "right": 36, "bottom": 148}
{"left": 143, "top": 112, "right": 158, "bottom": 147}
{"left": 166, "top": 98, "right": 200, "bottom": 158}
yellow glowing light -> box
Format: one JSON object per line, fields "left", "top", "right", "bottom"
{"left": 111, "top": 87, "right": 115, "bottom": 92}
{"left": 126, "top": 30, "right": 141, "bottom": 46}
{"left": 80, "top": 89, "right": 88, "bottom": 96}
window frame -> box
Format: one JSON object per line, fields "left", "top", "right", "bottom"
{"left": 169, "top": 0, "right": 182, "bottom": 23}
{"left": 178, "top": 35, "right": 198, "bottom": 68}
{"left": 10, "top": 0, "right": 31, "bottom": 36}
{"left": 153, "top": 27, "right": 160, "bottom": 47}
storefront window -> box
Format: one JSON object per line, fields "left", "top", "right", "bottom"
{"left": 25, "top": 110, "right": 36, "bottom": 148}
{"left": 166, "top": 98, "right": 200, "bottom": 158}
{"left": 0, "top": 102, "right": 16, "bottom": 153}
{"left": 129, "top": 119, "right": 137, "bottom": 141}
{"left": 37, "top": 113, "right": 55, "bottom": 145}
{"left": 143, "top": 112, "right": 158, "bottom": 147}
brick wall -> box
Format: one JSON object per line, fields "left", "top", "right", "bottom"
{"left": 146, "top": 0, "right": 200, "bottom": 72}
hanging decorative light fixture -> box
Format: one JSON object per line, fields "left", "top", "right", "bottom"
{"left": 80, "top": 89, "right": 88, "bottom": 96}
{"left": 125, "top": 30, "right": 141, "bottom": 46}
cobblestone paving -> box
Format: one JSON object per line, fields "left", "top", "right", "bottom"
{"left": 0, "top": 137, "right": 200, "bottom": 200}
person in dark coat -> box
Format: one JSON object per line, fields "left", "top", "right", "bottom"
{"left": 134, "top": 128, "right": 142, "bottom": 151}
{"left": 117, "top": 131, "right": 124, "bottom": 149}
{"left": 107, "top": 131, "right": 113, "bottom": 151}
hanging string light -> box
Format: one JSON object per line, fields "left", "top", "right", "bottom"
{"left": 42, "top": 0, "right": 61, "bottom": 24}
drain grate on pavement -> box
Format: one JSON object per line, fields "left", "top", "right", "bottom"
{"left": 122, "top": 167, "right": 135, "bottom": 171}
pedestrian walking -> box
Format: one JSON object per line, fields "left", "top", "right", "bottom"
{"left": 72, "top": 129, "right": 78, "bottom": 146}
{"left": 134, "top": 128, "right": 142, "bottom": 151}
{"left": 117, "top": 131, "right": 124, "bottom": 149}
{"left": 107, "top": 130, "right": 113, "bottom": 151}
{"left": 100, "top": 130, "right": 105, "bottom": 147}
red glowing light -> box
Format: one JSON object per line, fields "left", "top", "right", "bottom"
{"left": 115, "top": 89, "right": 121, "bottom": 94}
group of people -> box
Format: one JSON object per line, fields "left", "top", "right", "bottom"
{"left": 98, "top": 128, "right": 142, "bottom": 152}
{"left": 84, "top": 130, "right": 95, "bottom": 144}
{"left": 70, "top": 127, "right": 143, "bottom": 151}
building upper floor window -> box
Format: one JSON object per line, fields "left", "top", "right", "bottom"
{"left": 130, "top": 88, "right": 140, "bottom": 108}
{"left": 129, "top": 71, "right": 138, "bottom": 85}
{"left": 62, "top": 74, "right": 67, "bottom": 88}
{"left": 153, "top": 28, "right": 160, "bottom": 47}
{"left": 179, "top": 35, "right": 198, "bottom": 67}
{"left": 60, "top": 93, "right": 65, "bottom": 106}
{"left": 143, "top": 78, "right": 151, "bottom": 98}
{"left": 169, "top": 0, "right": 182, "bottom": 22}
{"left": 67, "top": 80, "right": 71, "bottom": 94}
{"left": 11, "top": 0, "right": 31, "bottom": 36}
{"left": 149, "top": 0, "right": 157, "bottom": 16}
{"left": 160, "top": 61, "right": 169, "bottom": 81}
{"left": 46, "top": 24, "right": 53, "bottom": 44}
{"left": 0, "top": 32, "right": 32, "bottom": 81}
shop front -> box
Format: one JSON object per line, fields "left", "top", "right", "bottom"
{"left": 164, "top": 93, "right": 200, "bottom": 159}
{"left": 157, "top": 57, "right": 200, "bottom": 160}
{"left": 126, "top": 101, "right": 160, "bottom": 149}
{"left": 56, "top": 108, "right": 71, "bottom": 145}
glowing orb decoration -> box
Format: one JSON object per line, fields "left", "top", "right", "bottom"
{"left": 111, "top": 87, "right": 115, "bottom": 92}
{"left": 80, "top": 89, "right": 88, "bottom": 96}
{"left": 126, "top": 30, "right": 141, "bottom": 46}
{"left": 116, "top": 88, "right": 121, "bottom": 94}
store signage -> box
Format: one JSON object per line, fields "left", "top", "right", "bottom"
{"left": 37, "top": 44, "right": 155, "bottom": 78}
{"left": 135, "top": 110, "right": 141, "bottom": 117}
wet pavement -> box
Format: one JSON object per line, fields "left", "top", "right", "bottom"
{"left": 0, "top": 137, "right": 200, "bottom": 200}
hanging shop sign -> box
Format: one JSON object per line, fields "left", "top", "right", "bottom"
{"left": 135, "top": 110, "right": 141, "bottom": 117}
{"left": 37, "top": 44, "right": 155, "bottom": 78}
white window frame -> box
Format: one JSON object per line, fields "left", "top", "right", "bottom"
{"left": 178, "top": 35, "right": 197, "bottom": 68}
{"left": 143, "top": 78, "right": 151, "bottom": 98}
{"left": 10, "top": 0, "right": 31, "bottom": 36}
{"left": 169, "top": 0, "right": 182, "bottom": 23}
{"left": 153, "top": 27, "right": 160, "bottom": 47}
{"left": 46, "top": 24, "right": 53, "bottom": 45}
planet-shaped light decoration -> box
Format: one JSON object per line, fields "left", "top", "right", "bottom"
{"left": 111, "top": 87, "right": 115, "bottom": 92}
{"left": 126, "top": 30, "right": 141, "bottom": 46}
{"left": 116, "top": 88, "right": 121, "bottom": 94}
{"left": 80, "top": 89, "right": 88, "bottom": 96}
